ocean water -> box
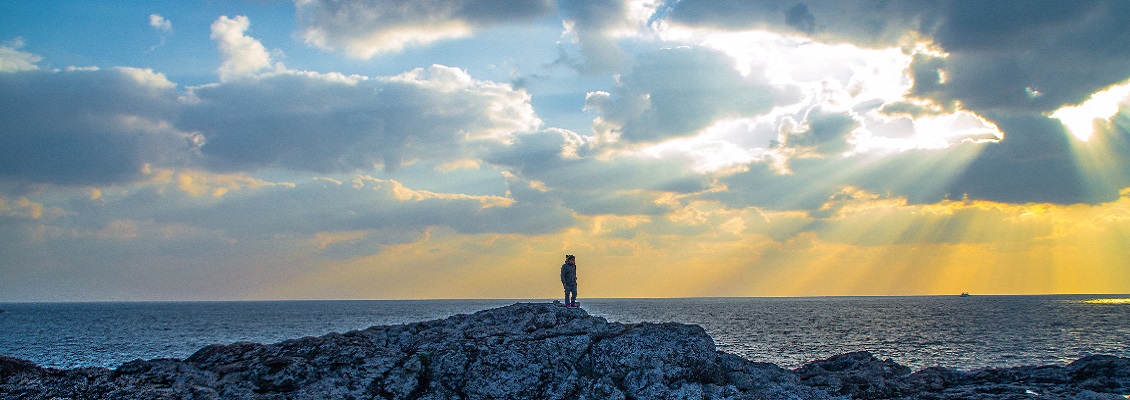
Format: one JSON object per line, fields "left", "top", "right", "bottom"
{"left": 0, "top": 295, "right": 1127, "bottom": 372}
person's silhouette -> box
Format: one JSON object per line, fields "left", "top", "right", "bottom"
{"left": 561, "top": 255, "right": 578, "bottom": 308}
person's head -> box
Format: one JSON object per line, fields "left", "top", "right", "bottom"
{"left": 566, "top": 254, "right": 575, "bottom": 264}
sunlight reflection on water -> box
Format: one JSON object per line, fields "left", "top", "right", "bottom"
{"left": 1083, "top": 298, "right": 1130, "bottom": 305}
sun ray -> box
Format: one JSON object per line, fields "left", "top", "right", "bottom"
{"left": 1065, "top": 108, "right": 1130, "bottom": 203}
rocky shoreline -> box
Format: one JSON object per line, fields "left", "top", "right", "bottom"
{"left": 2, "top": 302, "right": 1128, "bottom": 399}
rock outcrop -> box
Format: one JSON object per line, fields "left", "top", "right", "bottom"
{"left": 2, "top": 302, "right": 1128, "bottom": 399}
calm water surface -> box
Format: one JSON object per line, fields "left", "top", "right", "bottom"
{"left": 1, "top": 295, "right": 1127, "bottom": 371}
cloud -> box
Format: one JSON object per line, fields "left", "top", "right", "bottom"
{"left": 775, "top": 105, "right": 859, "bottom": 156}
{"left": 487, "top": 129, "right": 711, "bottom": 216}
{"left": 555, "top": 0, "right": 639, "bottom": 73}
{"left": 662, "top": 0, "right": 1130, "bottom": 115}
{"left": 703, "top": 134, "right": 987, "bottom": 212}
{"left": 2, "top": 16, "right": 543, "bottom": 186}
{"left": 914, "top": 2, "right": 1130, "bottom": 115}
{"left": 210, "top": 15, "right": 273, "bottom": 81}
{"left": 559, "top": 25, "right": 1017, "bottom": 212}
{"left": 705, "top": 107, "right": 1114, "bottom": 210}
{"left": 936, "top": 91, "right": 1130, "bottom": 205}
{"left": 784, "top": 3, "right": 816, "bottom": 34}
{"left": 0, "top": 194, "right": 62, "bottom": 222}
{"left": 0, "top": 38, "right": 42, "bottom": 72}
{"left": 181, "top": 64, "right": 540, "bottom": 173}
{"left": 648, "top": 0, "right": 1130, "bottom": 205}
{"left": 148, "top": 14, "right": 173, "bottom": 50}
{"left": 0, "top": 67, "right": 189, "bottom": 186}
{"left": 52, "top": 172, "right": 573, "bottom": 243}
{"left": 1050, "top": 80, "right": 1130, "bottom": 141}
{"left": 944, "top": 114, "right": 1089, "bottom": 204}
{"left": 659, "top": 0, "right": 929, "bottom": 47}
{"left": 167, "top": 176, "right": 519, "bottom": 236}
{"left": 149, "top": 14, "right": 172, "bottom": 33}
{"left": 296, "top": 0, "right": 555, "bottom": 58}
{"left": 585, "top": 46, "right": 799, "bottom": 143}
{"left": 0, "top": 162, "right": 575, "bottom": 287}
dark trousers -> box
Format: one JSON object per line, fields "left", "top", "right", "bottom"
{"left": 564, "top": 284, "right": 577, "bottom": 305}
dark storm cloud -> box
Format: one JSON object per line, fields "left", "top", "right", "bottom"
{"left": 586, "top": 46, "right": 799, "bottom": 143}
{"left": 0, "top": 68, "right": 186, "bottom": 186}
{"left": 180, "top": 67, "right": 538, "bottom": 173}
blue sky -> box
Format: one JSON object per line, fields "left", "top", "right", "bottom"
{"left": 2, "top": 1, "right": 1130, "bottom": 301}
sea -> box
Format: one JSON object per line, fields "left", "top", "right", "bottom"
{"left": 1, "top": 295, "right": 1128, "bottom": 372}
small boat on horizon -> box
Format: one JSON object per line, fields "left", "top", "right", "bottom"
{"left": 960, "top": 292, "right": 971, "bottom": 297}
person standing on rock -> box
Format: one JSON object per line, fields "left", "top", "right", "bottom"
{"left": 561, "top": 254, "right": 578, "bottom": 308}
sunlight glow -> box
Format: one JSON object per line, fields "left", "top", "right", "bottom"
{"left": 1062, "top": 92, "right": 1130, "bottom": 202}
{"left": 1083, "top": 298, "right": 1130, "bottom": 305}
{"left": 650, "top": 25, "right": 1001, "bottom": 163}
{"left": 855, "top": 109, "right": 1002, "bottom": 153}
{"left": 639, "top": 118, "right": 769, "bottom": 173}
{"left": 1050, "top": 80, "right": 1130, "bottom": 141}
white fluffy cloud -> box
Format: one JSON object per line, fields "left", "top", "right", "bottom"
{"left": 182, "top": 65, "right": 541, "bottom": 173}
{"left": 149, "top": 14, "right": 172, "bottom": 33}
{"left": 1, "top": 16, "right": 543, "bottom": 185}
{"left": 0, "top": 38, "right": 42, "bottom": 72}
{"left": 210, "top": 15, "right": 273, "bottom": 81}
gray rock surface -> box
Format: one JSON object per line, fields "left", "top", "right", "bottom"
{"left": 1, "top": 302, "right": 1128, "bottom": 399}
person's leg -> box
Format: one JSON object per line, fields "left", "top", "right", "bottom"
{"left": 564, "top": 288, "right": 570, "bottom": 306}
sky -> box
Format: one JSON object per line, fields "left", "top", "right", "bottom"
{"left": 2, "top": 1, "right": 1130, "bottom": 302}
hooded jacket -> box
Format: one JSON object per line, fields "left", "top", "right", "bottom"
{"left": 560, "top": 262, "right": 577, "bottom": 286}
